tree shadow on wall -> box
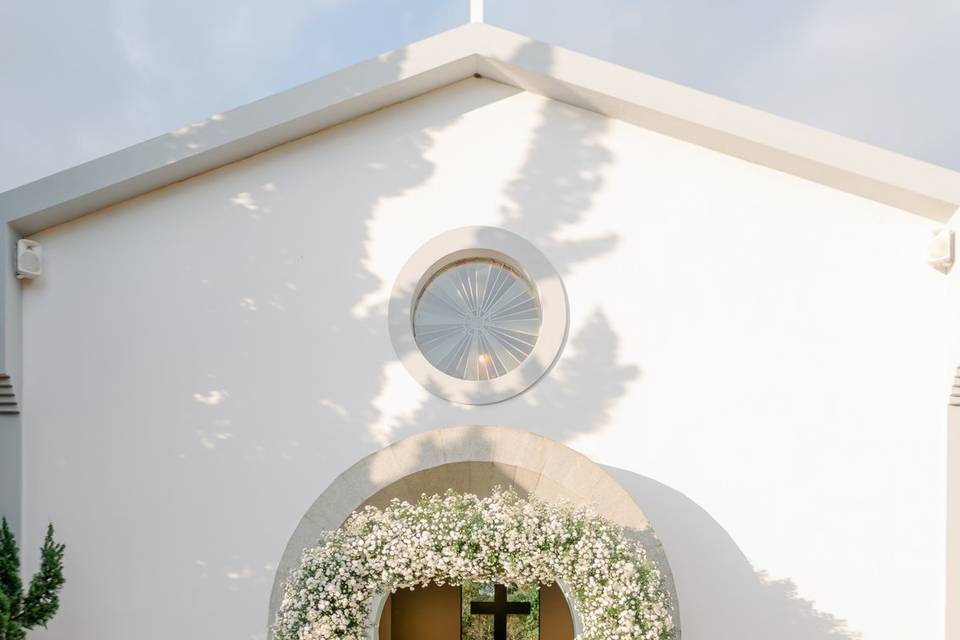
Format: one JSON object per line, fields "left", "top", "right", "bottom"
{"left": 495, "top": 41, "right": 618, "bottom": 275}
{"left": 263, "top": 38, "right": 862, "bottom": 640}
{"left": 605, "top": 467, "right": 861, "bottom": 640}
{"left": 388, "top": 309, "right": 637, "bottom": 445}
{"left": 385, "top": 40, "right": 627, "bottom": 445}
{"left": 166, "top": 52, "right": 530, "bottom": 640}
{"left": 268, "top": 36, "right": 642, "bottom": 626}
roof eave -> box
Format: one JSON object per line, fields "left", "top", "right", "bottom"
{"left": 2, "top": 22, "right": 958, "bottom": 235}
{"left": 0, "top": 25, "right": 488, "bottom": 235}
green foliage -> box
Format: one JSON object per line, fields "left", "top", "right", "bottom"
{"left": 0, "top": 519, "right": 65, "bottom": 640}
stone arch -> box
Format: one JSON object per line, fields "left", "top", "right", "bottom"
{"left": 268, "top": 425, "right": 681, "bottom": 637}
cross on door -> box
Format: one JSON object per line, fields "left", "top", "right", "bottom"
{"left": 469, "top": 584, "right": 532, "bottom": 640}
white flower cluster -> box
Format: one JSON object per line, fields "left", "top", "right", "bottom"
{"left": 274, "top": 488, "right": 674, "bottom": 640}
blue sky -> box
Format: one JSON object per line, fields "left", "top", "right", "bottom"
{"left": 1, "top": 0, "right": 958, "bottom": 192}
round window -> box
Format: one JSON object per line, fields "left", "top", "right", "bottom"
{"left": 388, "top": 227, "right": 567, "bottom": 405}
{"left": 412, "top": 258, "right": 541, "bottom": 381}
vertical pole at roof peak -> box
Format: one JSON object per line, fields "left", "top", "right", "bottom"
{"left": 470, "top": 0, "right": 484, "bottom": 23}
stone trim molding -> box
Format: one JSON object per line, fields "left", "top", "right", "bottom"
{"left": 388, "top": 227, "right": 568, "bottom": 405}
{"left": 268, "top": 426, "right": 680, "bottom": 637}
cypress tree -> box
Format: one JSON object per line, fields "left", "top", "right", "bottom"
{"left": 0, "top": 519, "right": 65, "bottom": 640}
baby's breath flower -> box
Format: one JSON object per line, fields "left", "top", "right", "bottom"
{"left": 273, "top": 488, "right": 674, "bottom": 640}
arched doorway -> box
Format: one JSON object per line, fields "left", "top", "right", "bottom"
{"left": 377, "top": 580, "right": 574, "bottom": 640}
{"left": 269, "top": 426, "right": 680, "bottom": 638}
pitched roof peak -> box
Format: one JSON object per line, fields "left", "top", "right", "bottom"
{"left": 2, "top": 22, "right": 958, "bottom": 234}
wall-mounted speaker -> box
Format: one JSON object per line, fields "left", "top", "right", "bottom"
{"left": 16, "top": 239, "right": 42, "bottom": 280}
{"left": 928, "top": 227, "right": 955, "bottom": 274}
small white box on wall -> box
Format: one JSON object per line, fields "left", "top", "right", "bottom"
{"left": 16, "top": 239, "right": 42, "bottom": 279}
{"left": 928, "top": 227, "right": 955, "bottom": 274}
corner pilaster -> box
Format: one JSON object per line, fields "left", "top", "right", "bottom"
{"left": 949, "top": 367, "right": 960, "bottom": 640}
{"left": 0, "top": 222, "right": 23, "bottom": 539}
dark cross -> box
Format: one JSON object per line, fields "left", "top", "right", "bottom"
{"left": 469, "top": 584, "right": 532, "bottom": 640}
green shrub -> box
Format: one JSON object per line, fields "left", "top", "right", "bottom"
{"left": 0, "top": 519, "right": 65, "bottom": 640}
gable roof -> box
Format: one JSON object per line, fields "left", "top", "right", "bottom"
{"left": 2, "top": 22, "right": 959, "bottom": 235}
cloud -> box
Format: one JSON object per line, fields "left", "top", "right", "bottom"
{"left": 489, "top": 0, "right": 960, "bottom": 170}
{"left": 733, "top": 0, "right": 960, "bottom": 169}
{"left": 0, "top": 0, "right": 465, "bottom": 192}
{"left": 1, "top": 0, "right": 957, "bottom": 194}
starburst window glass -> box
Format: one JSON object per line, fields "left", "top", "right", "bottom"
{"left": 412, "top": 258, "right": 541, "bottom": 381}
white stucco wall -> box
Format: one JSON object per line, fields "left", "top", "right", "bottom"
{"left": 20, "top": 78, "right": 950, "bottom": 640}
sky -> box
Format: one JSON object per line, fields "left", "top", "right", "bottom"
{"left": 1, "top": 0, "right": 958, "bottom": 193}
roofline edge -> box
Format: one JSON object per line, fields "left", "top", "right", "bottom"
{"left": 2, "top": 22, "right": 959, "bottom": 234}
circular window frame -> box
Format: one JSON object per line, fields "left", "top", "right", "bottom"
{"left": 388, "top": 227, "right": 567, "bottom": 405}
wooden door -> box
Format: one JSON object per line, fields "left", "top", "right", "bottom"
{"left": 380, "top": 582, "right": 573, "bottom": 640}
{"left": 540, "top": 583, "right": 574, "bottom": 640}
{"left": 381, "top": 584, "right": 461, "bottom": 640}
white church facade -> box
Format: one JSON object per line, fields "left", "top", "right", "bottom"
{"left": 1, "top": 22, "right": 959, "bottom": 640}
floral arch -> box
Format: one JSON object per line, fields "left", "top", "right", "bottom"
{"left": 268, "top": 426, "right": 681, "bottom": 638}
{"left": 274, "top": 488, "right": 673, "bottom": 640}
